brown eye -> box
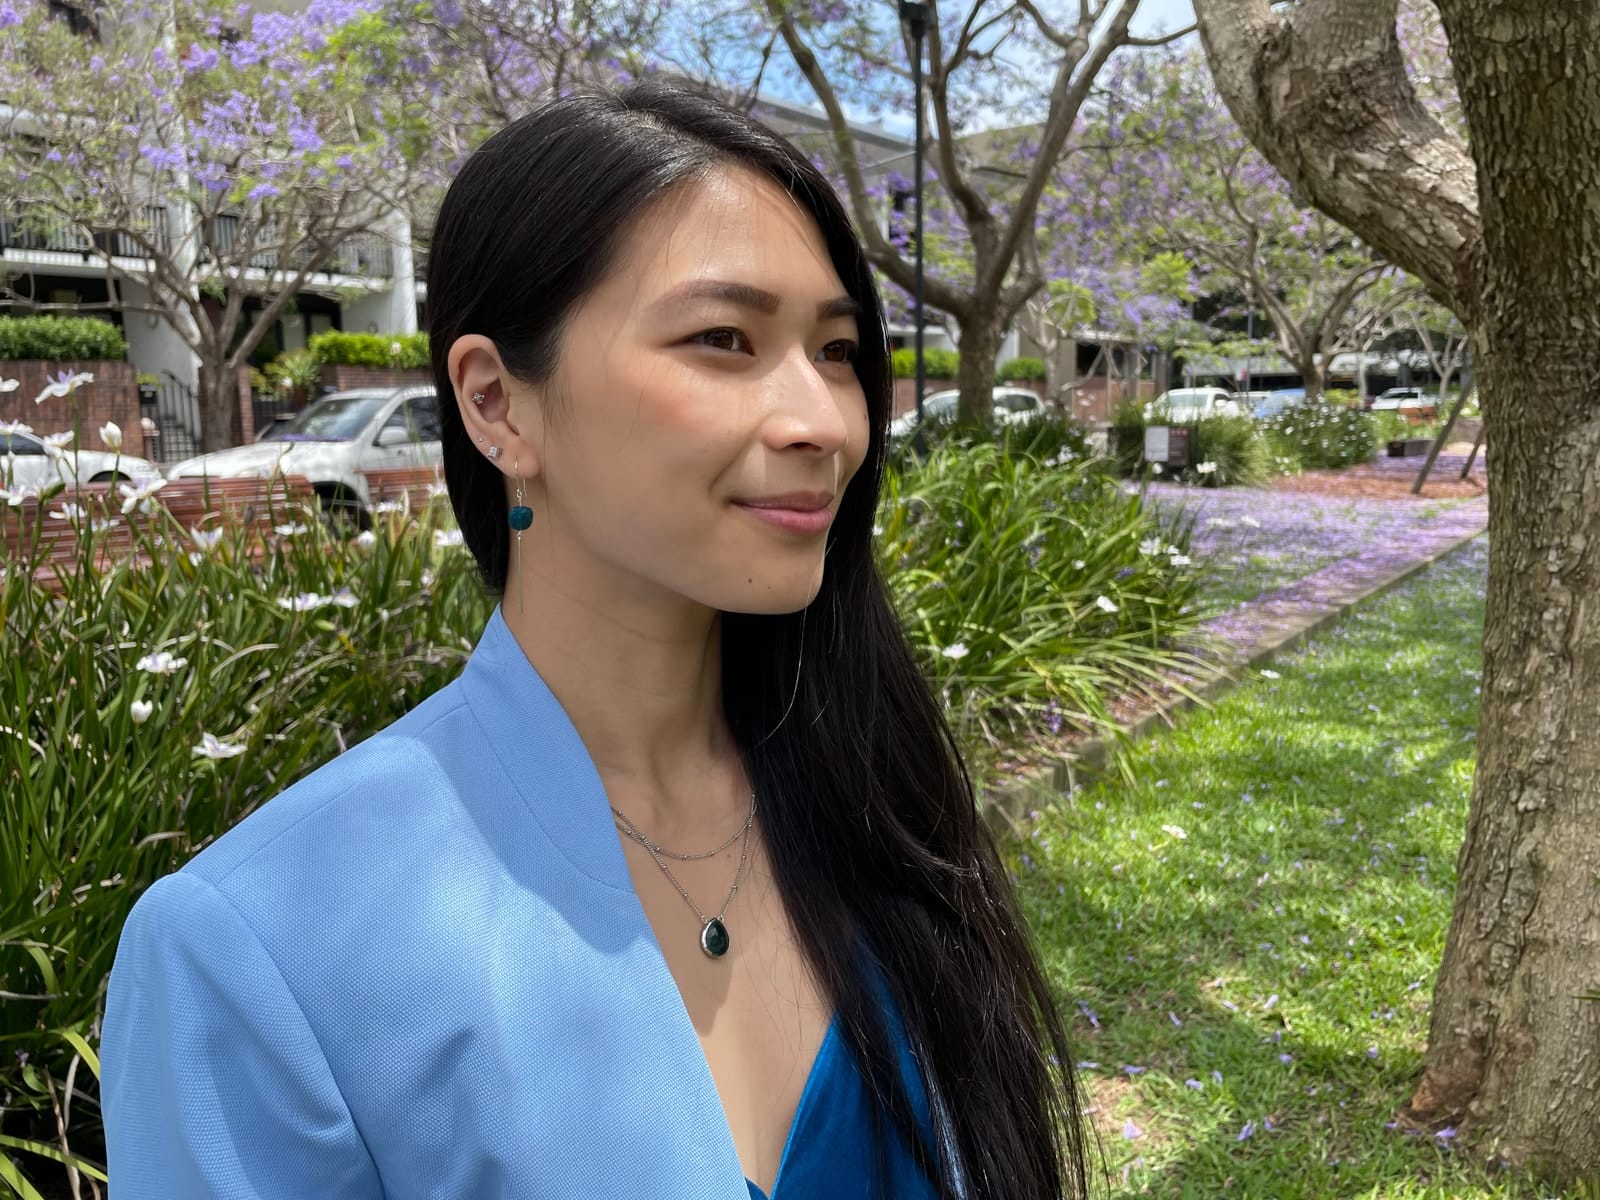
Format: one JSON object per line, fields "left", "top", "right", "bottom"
{"left": 818, "top": 340, "right": 858, "bottom": 364}
{"left": 692, "top": 328, "right": 752, "bottom": 353}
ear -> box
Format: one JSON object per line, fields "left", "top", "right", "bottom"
{"left": 447, "top": 334, "right": 548, "bottom": 478}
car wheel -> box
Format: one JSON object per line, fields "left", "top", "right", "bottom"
{"left": 315, "top": 484, "right": 370, "bottom": 534}
{"left": 89, "top": 471, "right": 130, "bottom": 483}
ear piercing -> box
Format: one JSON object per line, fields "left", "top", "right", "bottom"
{"left": 486, "top": 445, "right": 502, "bottom": 461}
{"left": 471, "top": 391, "right": 486, "bottom": 405}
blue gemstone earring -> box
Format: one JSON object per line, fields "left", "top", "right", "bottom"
{"left": 509, "top": 473, "right": 533, "bottom": 533}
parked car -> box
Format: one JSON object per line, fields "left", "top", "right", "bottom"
{"left": 165, "top": 386, "right": 442, "bottom": 524}
{"left": 1370, "top": 387, "right": 1439, "bottom": 418}
{"left": 1251, "top": 387, "right": 1308, "bottom": 421}
{"left": 887, "top": 386, "right": 1044, "bottom": 442}
{"left": 0, "top": 423, "right": 166, "bottom": 490}
{"left": 1143, "top": 387, "right": 1244, "bottom": 423}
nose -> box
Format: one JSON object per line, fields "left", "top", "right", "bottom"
{"left": 763, "top": 345, "right": 857, "bottom": 456}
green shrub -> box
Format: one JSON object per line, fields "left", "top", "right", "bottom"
{"left": 878, "top": 443, "right": 1203, "bottom": 759}
{"left": 1, "top": 485, "right": 488, "bottom": 1185}
{"left": 0, "top": 315, "right": 127, "bottom": 362}
{"left": 1323, "top": 387, "right": 1361, "bottom": 409}
{"left": 996, "top": 356, "right": 1045, "bottom": 382}
{"left": 889, "top": 409, "right": 1099, "bottom": 476}
{"left": 307, "top": 329, "right": 430, "bottom": 368}
{"left": 1110, "top": 396, "right": 1148, "bottom": 476}
{"left": 1182, "top": 415, "right": 1270, "bottom": 487}
{"left": 891, "top": 346, "right": 960, "bottom": 379}
{"left": 1263, "top": 400, "right": 1378, "bottom": 471}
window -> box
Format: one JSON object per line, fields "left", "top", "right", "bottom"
{"left": 0, "top": 432, "right": 45, "bottom": 455}
{"left": 400, "top": 394, "right": 441, "bottom": 441}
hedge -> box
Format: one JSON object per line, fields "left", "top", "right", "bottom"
{"left": 0, "top": 315, "right": 128, "bottom": 362}
{"left": 307, "top": 330, "right": 430, "bottom": 369}
{"left": 996, "top": 356, "right": 1045, "bottom": 382}
{"left": 892, "top": 346, "right": 960, "bottom": 379}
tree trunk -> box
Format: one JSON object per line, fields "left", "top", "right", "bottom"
{"left": 955, "top": 317, "right": 1002, "bottom": 427}
{"left": 1297, "top": 354, "right": 1323, "bottom": 401}
{"left": 1192, "top": 0, "right": 1600, "bottom": 1179}
{"left": 1403, "top": 3, "right": 1600, "bottom": 1174}
{"left": 197, "top": 357, "right": 242, "bottom": 453}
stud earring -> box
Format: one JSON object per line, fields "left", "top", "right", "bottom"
{"left": 471, "top": 391, "right": 486, "bottom": 405}
{"left": 486, "top": 445, "right": 502, "bottom": 461}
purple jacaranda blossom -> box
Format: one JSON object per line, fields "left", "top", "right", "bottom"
{"left": 1237, "top": 1122, "right": 1256, "bottom": 1141}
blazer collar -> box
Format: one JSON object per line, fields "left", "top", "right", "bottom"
{"left": 457, "top": 605, "right": 636, "bottom": 894}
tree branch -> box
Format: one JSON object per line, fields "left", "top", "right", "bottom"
{"left": 1192, "top": 0, "right": 1481, "bottom": 319}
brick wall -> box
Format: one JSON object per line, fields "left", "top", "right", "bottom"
{"left": 0, "top": 359, "right": 146, "bottom": 460}
{"left": 321, "top": 366, "right": 432, "bottom": 392}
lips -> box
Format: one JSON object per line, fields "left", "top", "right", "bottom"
{"left": 732, "top": 492, "right": 836, "bottom": 535}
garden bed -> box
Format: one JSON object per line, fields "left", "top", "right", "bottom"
{"left": 1268, "top": 448, "right": 1487, "bottom": 501}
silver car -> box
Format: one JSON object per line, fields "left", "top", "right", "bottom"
{"left": 888, "top": 386, "right": 1045, "bottom": 441}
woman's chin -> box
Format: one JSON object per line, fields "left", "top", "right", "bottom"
{"left": 715, "top": 569, "right": 826, "bottom": 616}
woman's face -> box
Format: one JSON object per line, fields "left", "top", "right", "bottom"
{"left": 515, "top": 166, "right": 871, "bottom": 616}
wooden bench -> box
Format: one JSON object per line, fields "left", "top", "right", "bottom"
{"left": 361, "top": 466, "right": 450, "bottom": 515}
{"left": 2, "top": 475, "right": 317, "bottom": 585}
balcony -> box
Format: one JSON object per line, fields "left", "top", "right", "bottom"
{"left": 204, "top": 215, "right": 394, "bottom": 279}
{"left": 0, "top": 203, "right": 171, "bottom": 258}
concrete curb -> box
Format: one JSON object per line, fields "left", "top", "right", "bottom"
{"left": 979, "top": 513, "right": 1490, "bottom": 839}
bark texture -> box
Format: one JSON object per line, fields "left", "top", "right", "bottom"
{"left": 1194, "top": 0, "right": 1600, "bottom": 1179}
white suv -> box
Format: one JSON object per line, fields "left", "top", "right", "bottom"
{"left": 166, "top": 386, "right": 442, "bottom": 522}
{"left": 1144, "top": 388, "right": 1244, "bottom": 422}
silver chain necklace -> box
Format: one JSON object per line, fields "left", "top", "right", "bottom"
{"left": 611, "top": 790, "right": 757, "bottom": 959}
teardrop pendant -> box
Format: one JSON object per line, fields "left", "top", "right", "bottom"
{"left": 700, "top": 917, "right": 730, "bottom": 959}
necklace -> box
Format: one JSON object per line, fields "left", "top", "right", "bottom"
{"left": 611, "top": 790, "right": 757, "bottom": 959}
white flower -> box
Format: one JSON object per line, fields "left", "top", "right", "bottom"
{"left": 355, "top": 529, "right": 377, "bottom": 548}
{"left": 193, "top": 732, "right": 246, "bottom": 760}
{"left": 1095, "top": 595, "right": 1118, "bottom": 614}
{"left": 0, "top": 419, "right": 32, "bottom": 437}
{"left": 1260, "top": 668, "right": 1281, "bottom": 679}
{"left": 40, "top": 431, "right": 74, "bottom": 458}
{"left": 434, "top": 528, "right": 464, "bottom": 549}
{"left": 49, "top": 502, "right": 87, "bottom": 521}
{"left": 1139, "top": 536, "right": 1163, "bottom": 556}
{"left": 118, "top": 478, "right": 166, "bottom": 515}
{"left": 277, "top": 592, "right": 327, "bottom": 612}
{"left": 135, "top": 650, "right": 188, "bottom": 675}
{"left": 1161, "top": 824, "right": 1188, "bottom": 840}
{"left": 374, "top": 500, "right": 405, "bottom": 514}
{"left": 34, "top": 371, "right": 94, "bottom": 404}
{"left": 1242, "top": 515, "right": 1261, "bottom": 528}
{"left": 1, "top": 483, "right": 39, "bottom": 507}
{"left": 871, "top": 524, "right": 884, "bottom": 537}
{"left": 426, "top": 482, "right": 449, "bottom": 499}
{"left": 1073, "top": 559, "right": 1086, "bottom": 570}
{"left": 940, "top": 641, "right": 970, "bottom": 660}
{"left": 0, "top": 377, "right": 18, "bottom": 393}
{"left": 188, "top": 551, "right": 206, "bottom": 566}
{"left": 188, "top": 527, "right": 225, "bottom": 551}
{"left": 273, "top": 522, "right": 309, "bottom": 537}
{"left": 1168, "top": 554, "right": 1192, "bottom": 567}
{"left": 1167, "top": 544, "right": 1183, "bottom": 556}
{"left": 99, "top": 421, "right": 122, "bottom": 452}
{"left": 89, "top": 516, "right": 119, "bottom": 533}
{"left": 129, "top": 699, "right": 154, "bottom": 726}
{"left": 328, "top": 586, "right": 358, "bottom": 608}
{"left": 1151, "top": 462, "right": 1163, "bottom": 475}
{"left": 1197, "top": 461, "right": 1218, "bottom": 475}
{"left": 420, "top": 568, "right": 435, "bottom": 589}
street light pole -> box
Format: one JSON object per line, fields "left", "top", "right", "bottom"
{"left": 900, "top": 1, "right": 927, "bottom": 423}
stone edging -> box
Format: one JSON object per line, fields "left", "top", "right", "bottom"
{"left": 979, "top": 509, "right": 1491, "bottom": 838}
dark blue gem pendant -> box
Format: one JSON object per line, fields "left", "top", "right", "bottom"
{"left": 700, "top": 918, "right": 730, "bottom": 958}
{"left": 508, "top": 505, "right": 533, "bottom": 531}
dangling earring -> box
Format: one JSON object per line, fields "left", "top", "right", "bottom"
{"left": 509, "top": 462, "right": 533, "bottom": 614}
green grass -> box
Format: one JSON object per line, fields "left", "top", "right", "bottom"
{"left": 1003, "top": 538, "right": 1570, "bottom": 1198}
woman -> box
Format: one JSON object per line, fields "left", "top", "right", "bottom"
{"left": 101, "top": 80, "right": 1088, "bottom": 1200}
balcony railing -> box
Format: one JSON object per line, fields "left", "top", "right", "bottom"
{"left": 204, "top": 215, "right": 394, "bottom": 278}
{"left": 0, "top": 203, "right": 171, "bottom": 258}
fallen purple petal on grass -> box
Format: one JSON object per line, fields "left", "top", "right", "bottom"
{"left": 1184, "top": 1078, "right": 1203, "bottom": 1090}
{"left": 1237, "top": 1121, "right": 1256, "bottom": 1142}
{"left": 1121, "top": 1065, "right": 1146, "bottom": 1076}
{"left": 1435, "top": 1126, "right": 1458, "bottom": 1142}
{"left": 1122, "top": 1119, "right": 1143, "bottom": 1141}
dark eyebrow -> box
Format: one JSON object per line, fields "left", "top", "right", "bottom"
{"left": 656, "top": 280, "right": 861, "bottom": 322}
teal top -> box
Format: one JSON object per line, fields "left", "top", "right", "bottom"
{"left": 745, "top": 1000, "right": 946, "bottom": 1200}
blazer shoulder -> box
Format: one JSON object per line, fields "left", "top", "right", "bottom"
{"left": 178, "top": 679, "right": 475, "bottom": 891}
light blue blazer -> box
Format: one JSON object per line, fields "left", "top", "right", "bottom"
{"left": 102, "top": 608, "right": 961, "bottom": 1199}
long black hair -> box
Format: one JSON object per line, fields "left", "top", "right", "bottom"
{"left": 427, "top": 78, "right": 1089, "bottom": 1200}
